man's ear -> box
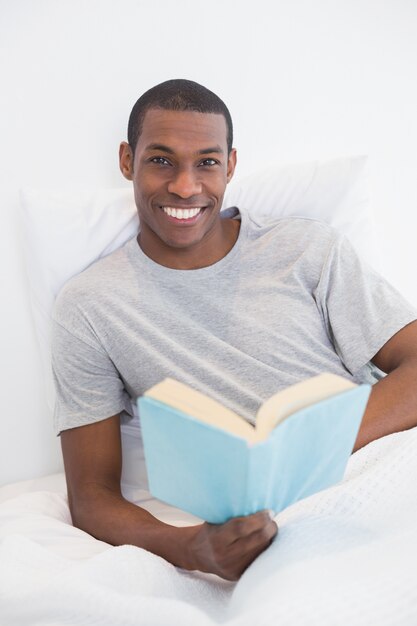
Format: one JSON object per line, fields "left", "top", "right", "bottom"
{"left": 226, "top": 148, "right": 237, "bottom": 183}
{"left": 119, "top": 142, "right": 134, "bottom": 180}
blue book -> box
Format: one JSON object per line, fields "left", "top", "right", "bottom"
{"left": 137, "top": 374, "right": 371, "bottom": 524}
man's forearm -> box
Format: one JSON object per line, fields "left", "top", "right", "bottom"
{"left": 69, "top": 487, "right": 277, "bottom": 580}
{"left": 354, "top": 358, "right": 417, "bottom": 451}
{"left": 70, "top": 487, "right": 198, "bottom": 570}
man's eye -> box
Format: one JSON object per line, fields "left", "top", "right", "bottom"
{"left": 150, "top": 157, "right": 170, "bottom": 165}
{"left": 200, "top": 159, "right": 218, "bottom": 167}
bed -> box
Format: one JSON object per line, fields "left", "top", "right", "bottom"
{"left": 1, "top": 156, "right": 416, "bottom": 625}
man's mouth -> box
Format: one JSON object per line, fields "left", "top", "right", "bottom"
{"left": 159, "top": 206, "right": 207, "bottom": 223}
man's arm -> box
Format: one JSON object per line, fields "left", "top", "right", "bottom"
{"left": 61, "top": 414, "right": 277, "bottom": 581}
{"left": 353, "top": 319, "right": 417, "bottom": 451}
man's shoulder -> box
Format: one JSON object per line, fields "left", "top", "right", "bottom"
{"left": 53, "top": 237, "right": 134, "bottom": 316}
{"left": 244, "top": 209, "right": 340, "bottom": 252}
{"left": 247, "top": 210, "right": 336, "bottom": 235}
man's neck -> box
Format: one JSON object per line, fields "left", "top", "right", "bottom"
{"left": 137, "top": 217, "right": 241, "bottom": 270}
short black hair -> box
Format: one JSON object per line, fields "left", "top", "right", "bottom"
{"left": 127, "top": 79, "right": 233, "bottom": 155}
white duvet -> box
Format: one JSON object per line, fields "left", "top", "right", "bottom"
{"left": 1, "top": 427, "right": 417, "bottom": 625}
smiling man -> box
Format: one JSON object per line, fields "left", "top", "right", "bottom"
{"left": 52, "top": 79, "right": 417, "bottom": 582}
{"left": 119, "top": 106, "right": 239, "bottom": 269}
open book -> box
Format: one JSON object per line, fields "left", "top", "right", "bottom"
{"left": 137, "top": 373, "right": 371, "bottom": 523}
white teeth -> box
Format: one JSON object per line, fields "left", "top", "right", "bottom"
{"left": 162, "top": 207, "right": 202, "bottom": 219}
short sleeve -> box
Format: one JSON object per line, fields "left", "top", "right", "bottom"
{"left": 314, "top": 233, "right": 417, "bottom": 376}
{"left": 51, "top": 317, "right": 133, "bottom": 436}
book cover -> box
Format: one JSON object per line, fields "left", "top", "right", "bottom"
{"left": 138, "top": 381, "right": 371, "bottom": 523}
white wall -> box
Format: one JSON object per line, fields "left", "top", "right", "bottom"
{"left": 1, "top": 0, "right": 417, "bottom": 485}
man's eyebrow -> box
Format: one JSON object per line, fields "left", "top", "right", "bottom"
{"left": 144, "top": 143, "right": 224, "bottom": 155}
{"left": 144, "top": 143, "right": 175, "bottom": 154}
{"left": 198, "top": 145, "right": 224, "bottom": 155}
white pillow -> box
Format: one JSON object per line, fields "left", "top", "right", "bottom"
{"left": 19, "top": 155, "right": 377, "bottom": 412}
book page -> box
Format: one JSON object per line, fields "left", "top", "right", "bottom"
{"left": 144, "top": 378, "right": 257, "bottom": 442}
{"left": 254, "top": 373, "right": 356, "bottom": 442}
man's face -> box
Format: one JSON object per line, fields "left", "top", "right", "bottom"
{"left": 119, "top": 108, "right": 237, "bottom": 265}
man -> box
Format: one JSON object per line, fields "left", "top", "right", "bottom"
{"left": 52, "top": 79, "right": 417, "bottom": 582}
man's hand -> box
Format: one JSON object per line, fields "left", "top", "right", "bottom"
{"left": 184, "top": 510, "right": 278, "bottom": 581}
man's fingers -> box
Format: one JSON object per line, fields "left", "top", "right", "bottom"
{"left": 224, "top": 510, "right": 273, "bottom": 542}
{"left": 234, "top": 518, "right": 278, "bottom": 550}
{"left": 246, "top": 520, "right": 278, "bottom": 550}
{"left": 194, "top": 514, "right": 278, "bottom": 581}
{"left": 219, "top": 521, "right": 278, "bottom": 580}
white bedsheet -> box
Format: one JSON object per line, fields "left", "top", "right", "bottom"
{"left": 1, "top": 427, "right": 417, "bottom": 625}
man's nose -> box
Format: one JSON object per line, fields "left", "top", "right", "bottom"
{"left": 167, "top": 169, "right": 202, "bottom": 198}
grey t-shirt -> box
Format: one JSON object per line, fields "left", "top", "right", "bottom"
{"left": 51, "top": 207, "right": 417, "bottom": 436}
